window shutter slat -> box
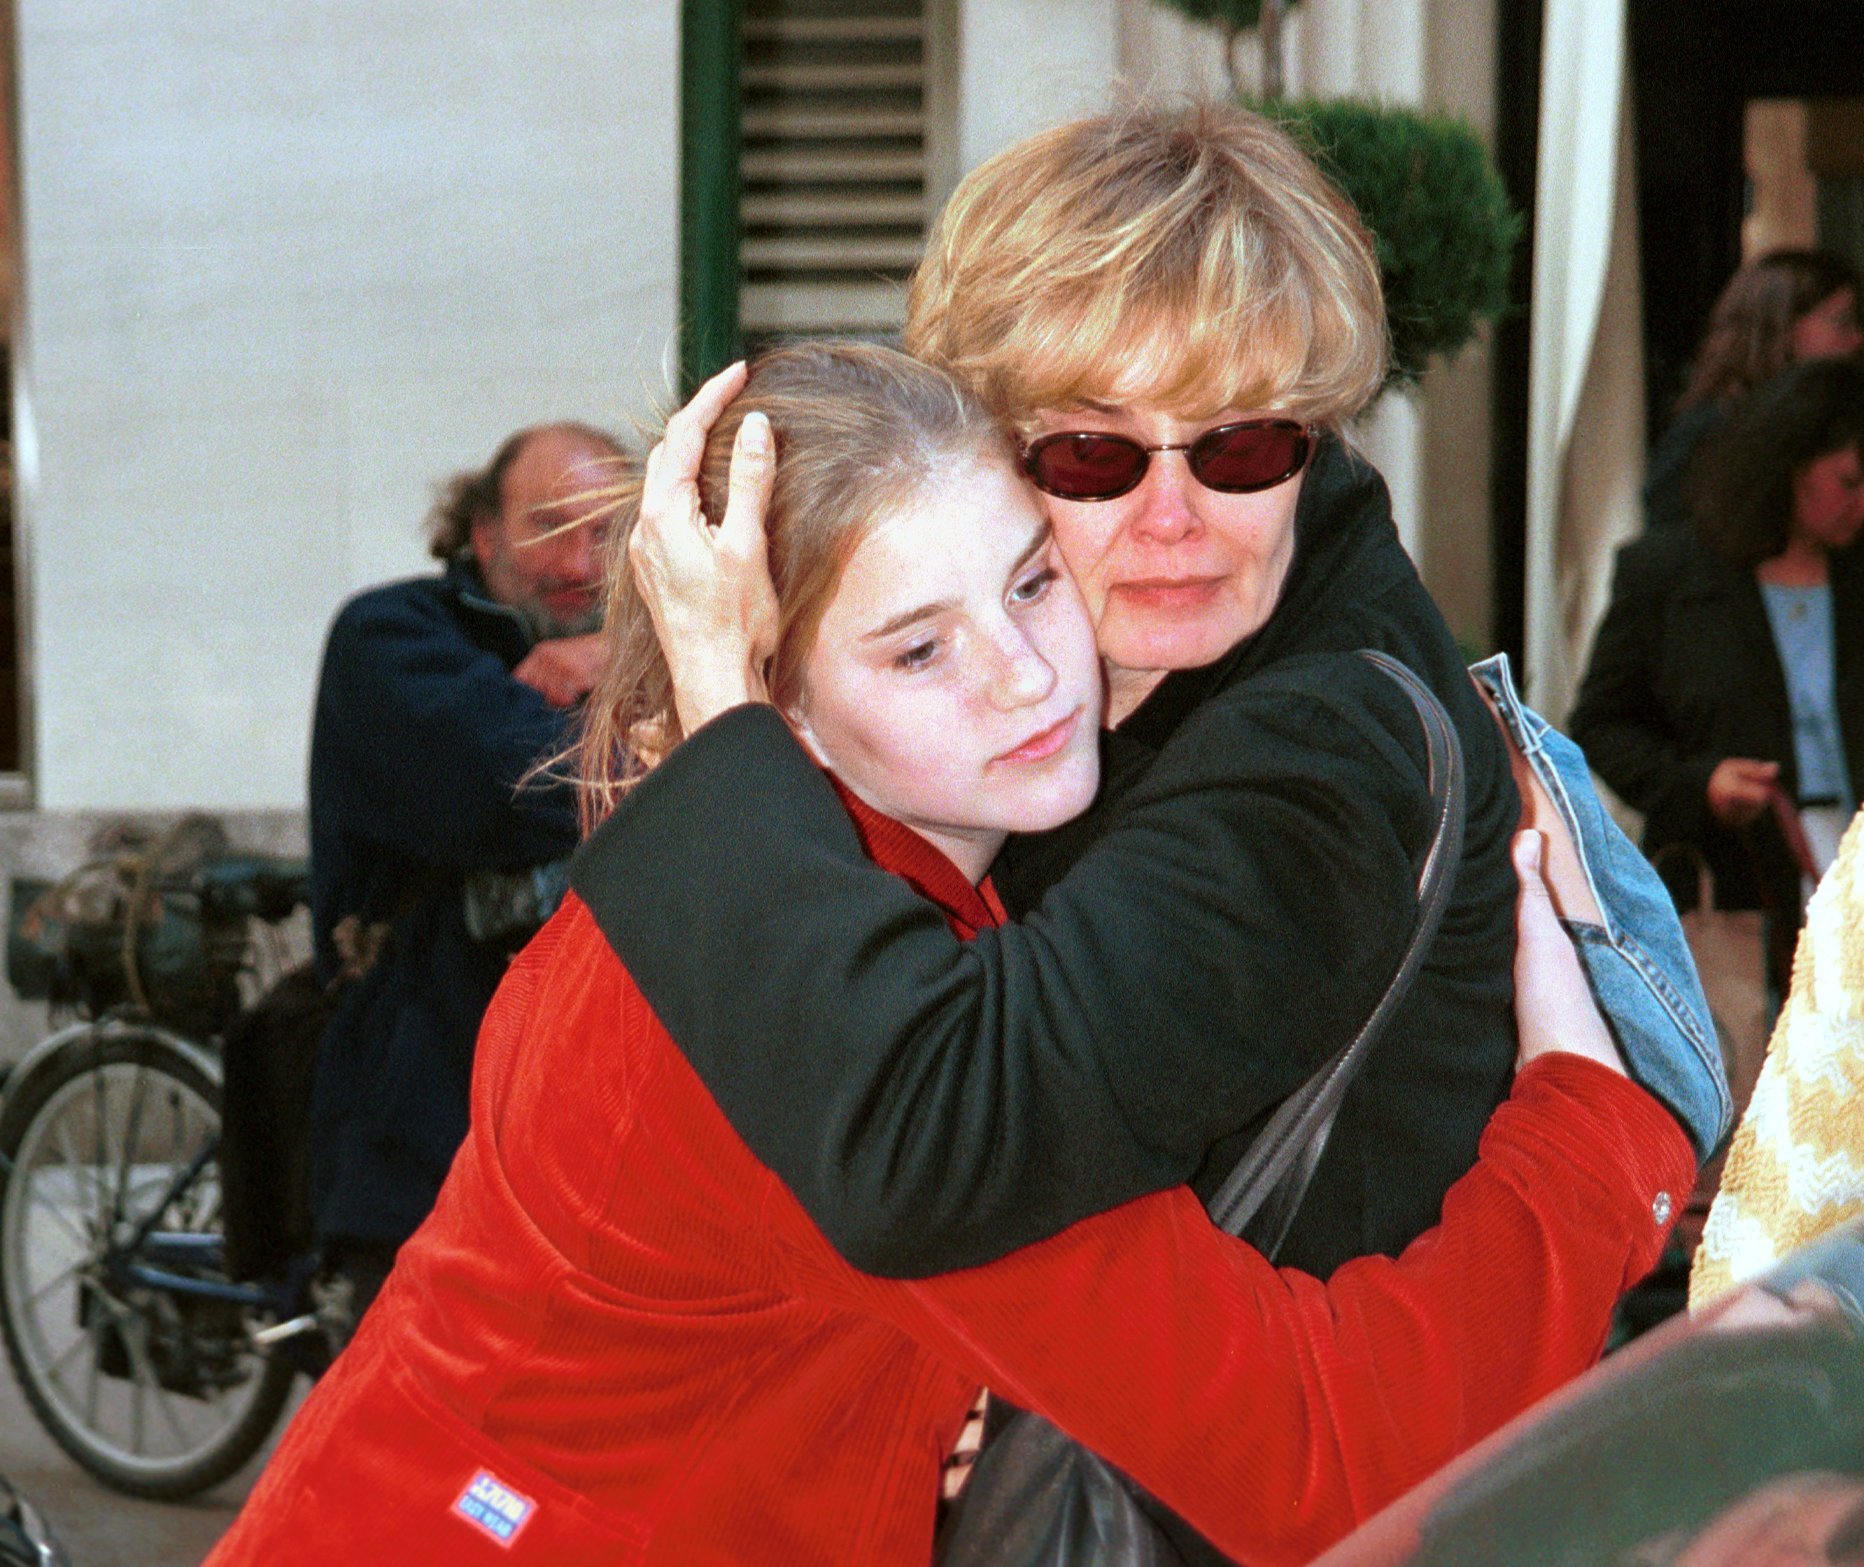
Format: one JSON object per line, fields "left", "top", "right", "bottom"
{"left": 741, "top": 0, "right": 928, "bottom": 343}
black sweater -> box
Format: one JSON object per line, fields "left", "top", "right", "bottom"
{"left": 572, "top": 436, "right": 1520, "bottom": 1280}
{"left": 1570, "top": 527, "right": 1864, "bottom": 921}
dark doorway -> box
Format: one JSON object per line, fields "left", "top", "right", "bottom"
{"left": 1488, "top": 0, "right": 1864, "bottom": 668}
{"left": 1632, "top": 0, "right": 1864, "bottom": 431}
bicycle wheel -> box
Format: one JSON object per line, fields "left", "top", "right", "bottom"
{"left": 0, "top": 1027, "right": 298, "bottom": 1500}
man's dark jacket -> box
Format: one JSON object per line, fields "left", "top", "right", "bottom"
{"left": 308, "top": 561, "right": 580, "bottom": 1247}
{"left": 1570, "top": 526, "right": 1864, "bottom": 924}
{"left": 573, "top": 436, "right": 1521, "bottom": 1282}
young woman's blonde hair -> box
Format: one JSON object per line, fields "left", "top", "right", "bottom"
{"left": 906, "top": 100, "right": 1388, "bottom": 431}
{"left": 575, "top": 341, "right": 1013, "bottom": 829}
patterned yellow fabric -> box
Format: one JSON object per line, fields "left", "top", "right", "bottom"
{"left": 1690, "top": 807, "right": 1864, "bottom": 1309}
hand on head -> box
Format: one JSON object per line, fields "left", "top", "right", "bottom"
{"left": 629, "top": 361, "right": 782, "bottom": 736}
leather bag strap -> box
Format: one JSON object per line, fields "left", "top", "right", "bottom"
{"left": 1205, "top": 649, "right": 1466, "bottom": 1255}
{"left": 1768, "top": 784, "right": 1823, "bottom": 882}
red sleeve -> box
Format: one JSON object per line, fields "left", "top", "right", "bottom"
{"left": 796, "top": 1056, "right": 1692, "bottom": 1567}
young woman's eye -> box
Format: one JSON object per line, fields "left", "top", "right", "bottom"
{"left": 893, "top": 638, "right": 941, "bottom": 672}
{"left": 1010, "top": 567, "right": 1059, "bottom": 606}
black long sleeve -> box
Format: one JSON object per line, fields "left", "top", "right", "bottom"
{"left": 573, "top": 653, "right": 1429, "bottom": 1277}
{"left": 1570, "top": 533, "right": 1726, "bottom": 848}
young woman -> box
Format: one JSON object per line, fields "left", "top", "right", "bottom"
{"left": 204, "top": 343, "right": 1691, "bottom": 1567}
{"left": 1575, "top": 357, "right": 1864, "bottom": 974}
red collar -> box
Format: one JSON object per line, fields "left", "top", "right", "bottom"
{"left": 827, "top": 777, "right": 1006, "bottom": 937}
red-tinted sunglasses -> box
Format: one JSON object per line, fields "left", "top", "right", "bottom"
{"left": 1021, "top": 418, "right": 1315, "bottom": 502}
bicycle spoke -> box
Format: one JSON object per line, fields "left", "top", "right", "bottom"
{"left": 40, "top": 1329, "right": 92, "bottom": 1383}
{"left": 84, "top": 1333, "right": 100, "bottom": 1429}
{"left": 21, "top": 1259, "right": 84, "bottom": 1311}
{"left": 23, "top": 1178, "right": 91, "bottom": 1252}
{"left": 120, "top": 1320, "right": 191, "bottom": 1451}
{"left": 130, "top": 1354, "right": 146, "bottom": 1455}
{"left": 116, "top": 1064, "right": 150, "bottom": 1223}
{"left": 89, "top": 1064, "right": 110, "bottom": 1224}
{"left": 51, "top": 1117, "right": 103, "bottom": 1222}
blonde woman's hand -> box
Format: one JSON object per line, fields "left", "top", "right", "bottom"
{"left": 628, "top": 362, "right": 781, "bottom": 736}
{"left": 1512, "top": 832, "right": 1627, "bottom": 1076}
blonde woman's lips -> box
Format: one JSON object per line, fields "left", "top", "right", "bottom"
{"left": 1112, "top": 576, "right": 1224, "bottom": 610}
{"left": 995, "top": 710, "right": 1080, "bottom": 765}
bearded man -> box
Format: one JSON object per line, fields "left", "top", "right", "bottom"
{"left": 306, "top": 422, "right": 623, "bottom": 1325}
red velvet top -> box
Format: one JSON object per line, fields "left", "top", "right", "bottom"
{"left": 208, "top": 792, "right": 1692, "bottom": 1567}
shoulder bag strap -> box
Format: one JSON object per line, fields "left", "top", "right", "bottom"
{"left": 1767, "top": 784, "right": 1822, "bottom": 882}
{"left": 1205, "top": 649, "right": 1466, "bottom": 1255}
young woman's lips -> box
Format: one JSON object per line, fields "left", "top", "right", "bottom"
{"left": 995, "top": 710, "right": 1079, "bottom": 765}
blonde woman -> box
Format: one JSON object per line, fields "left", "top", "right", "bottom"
{"left": 607, "top": 103, "right": 1724, "bottom": 1296}
{"left": 204, "top": 344, "right": 1688, "bottom": 1567}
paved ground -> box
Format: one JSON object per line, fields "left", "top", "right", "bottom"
{"left": 0, "top": 1351, "right": 293, "bottom": 1566}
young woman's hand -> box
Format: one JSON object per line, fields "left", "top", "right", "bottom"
{"left": 629, "top": 361, "right": 782, "bottom": 736}
{"left": 1512, "top": 831, "right": 1626, "bottom": 1075}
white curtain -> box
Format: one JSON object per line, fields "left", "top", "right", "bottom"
{"left": 1524, "top": 0, "right": 1647, "bottom": 722}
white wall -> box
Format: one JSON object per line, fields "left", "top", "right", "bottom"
{"left": 955, "top": 0, "right": 1119, "bottom": 173}
{"left": 16, "top": 3, "right": 679, "bottom": 811}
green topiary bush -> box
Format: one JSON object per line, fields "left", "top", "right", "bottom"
{"left": 1257, "top": 96, "right": 1522, "bottom": 388}
{"left": 1152, "top": 0, "right": 1299, "bottom": 94}
{"left": 1151, "top": 0, "right": 1277, "bottom": 26}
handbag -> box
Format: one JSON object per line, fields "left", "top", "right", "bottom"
{"left": 5, "top": 815, "right": 248, "bottom": 1037}
{"left": 934, "top": 650, "right": 1465, "bottom": 1567}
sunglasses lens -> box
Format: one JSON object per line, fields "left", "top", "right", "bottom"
{"left": 1025, "top": 433, "right": 1148, "bottom": 500}
{"left": 1190, "top": 422, "right": 1311, "bottom": 492}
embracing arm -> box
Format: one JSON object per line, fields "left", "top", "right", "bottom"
{"left": 572, "top": 655, "right": 1426, "bottom": 1276}
{"left": 801, "top": 1056, "right": 1692, "bottom": 1567}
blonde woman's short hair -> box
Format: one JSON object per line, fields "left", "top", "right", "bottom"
{"left": 905, "top": 101, "right": 1388, "bottom": 431}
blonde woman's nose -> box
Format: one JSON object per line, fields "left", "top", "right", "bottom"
{"left": 1128, "top": 456, "right": 1201, "bottom": 544}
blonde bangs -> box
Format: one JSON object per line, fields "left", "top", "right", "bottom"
{"left": 907, "top": 101, "right": 1388, "bottom": 430}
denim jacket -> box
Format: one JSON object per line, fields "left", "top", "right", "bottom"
{"left": 1471, "top": 655, "right": 1729, "bottom": 1162}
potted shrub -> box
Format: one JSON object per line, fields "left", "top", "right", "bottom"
{"left": 1155, "top": 0, "right": 1295, "bottom": 95}
{"left": 1262, "top": 96, "right": 1522, "bottom": 387}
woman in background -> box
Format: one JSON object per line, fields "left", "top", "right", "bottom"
{"left": 1645, "top": 248, "right": 1862, "bottom": 534}
{"left": 1573, "top": 357, "right": 1864, "bottom": 984}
